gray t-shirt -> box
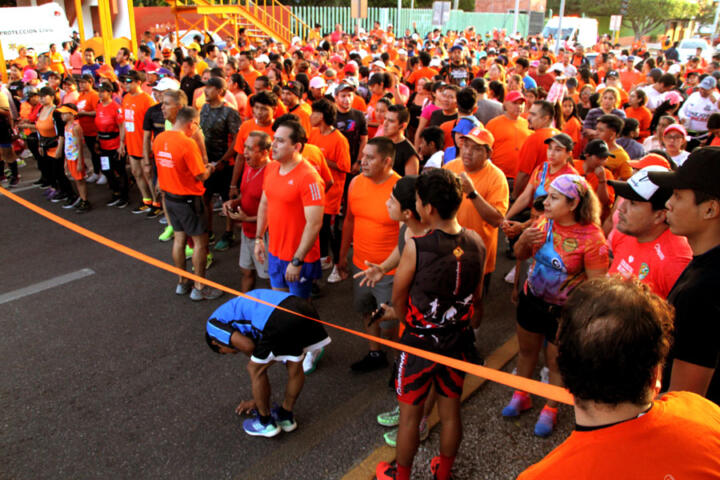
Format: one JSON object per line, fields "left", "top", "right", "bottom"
{"left": 475, "top": 99, "right": 504, "bottom": 125}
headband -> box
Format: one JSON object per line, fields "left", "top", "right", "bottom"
{"left": 549, "top": 174, "right": 589, "bottom": 200}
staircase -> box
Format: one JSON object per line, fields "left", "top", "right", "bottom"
{"left": 166, "top": 0, "right": 310, "bottom": 47}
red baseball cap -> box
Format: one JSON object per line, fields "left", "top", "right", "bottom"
{"left": 628, "top": 153, "right": 671, "bottom": 170}
{"left": 663, "top": 123, "right": 688, "bottom": 139}
{"left": 505, "top": 90, "right": 525, "bottom": 103}
{"left": 343, "top": 62, "right": 357, "bottom": 74}
{"left": 462, "top": 127, "right": 494, "bottom": 148}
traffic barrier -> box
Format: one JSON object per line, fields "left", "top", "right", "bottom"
{"left": 0, "top": 186, "right": 574, "bottom": 405}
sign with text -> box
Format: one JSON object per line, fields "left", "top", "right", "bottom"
{"left": 432, "top": 2, "right": 451, "bottom": 27}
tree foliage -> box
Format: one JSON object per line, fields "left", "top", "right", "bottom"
{"left": 578, "top": 0, "right": 699, "bottom": 39}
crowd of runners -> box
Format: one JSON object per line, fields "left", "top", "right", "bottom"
{"left": 2, "top": 20, "right": 720, "bottom": 479}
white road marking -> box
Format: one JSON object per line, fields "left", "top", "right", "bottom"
{"left": 0, "top": 268, "right": 96, "bottom": 305}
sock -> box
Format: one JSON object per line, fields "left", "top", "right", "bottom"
{"left": 276, "top": 406, "right": 293, "bottom": 420}
{"left": 437, "top": 455, "right": 455, "bottom": 480}
{"left": 396, "top": 464, "right": 411, "bottom": 480}
{"left": 259, "top": 414, "right": 273, "bottom": 426}
{"left": 142, "top": 197, "right": 152, "bottom": 205}
{"left": 369, "top": 350, "right": 383, "bottom": 358}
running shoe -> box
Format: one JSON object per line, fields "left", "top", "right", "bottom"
{"left": 326, "top": 265, "right": 344, "bottom": 284}
{"left": 115, "top": 199, "right": 129, "bottom": 209}
{"left": 75, "top": 200, "right": 91, "bottom": 214}
{"left": 146, "top": 206, "right": 162, "bottom": 218}
{"left": 430, "top": 456, "right": 456, "bottom": 480}
{"left": 96, "top": 173, "right": 107, "bottom": 185}
{"left": 270, "top": 405, "right": 297, "bottom": 433}
{"left": 85, "top": 172, "right": 99, "bottom": 183}
{"left": 534, "top": 405, "right": 557, "bottom": 437}
{"left": 350, "top": 351, "right": 388, "bottom": 373}
{"left": 502, "top": 390, "right": 532, "bottom": 417}
{"left": 377, "top": 405, "right": 400, "bottom": 427}
{"left": 383, "top": 418, "right": 429, "bottom": 447}
{"left": 132, "top": 204, "right": 151, "bottom": 214}
{"left": 8, "top": 176, "right": 19, "bottom": 186}
{"left": 320, "top": 256, "right": 333, "bottom": 270}
{"left": 190, "top": 286, "right": 223, "bottom": 301}
{"left": 184, "top": 245, "right": 194, "bottom": 259}
{"left": 107, "top": 196, "right": 122, "bottom": 207}
{"left": 175, "top": 282, "right": 191, "bottom": 295}
{"left": 51, "top": 192, "right": 69, "bottom": 203}
{"left": 302, "top": 348, "right": 324, "bottom": 374}
{"left": 158, "top": 226, "right": 174, "bottom": 242}
{"left": 43, "top": 187, "right": 56, "bottom": 198}
{"left": 214, "top": 232, "right": 235, "bottom": 251}
{"left": 376, "top": 461, "right": 401, "bottom": 480}
{"left": 158, "top": 216, "right": 168, "bottom": 225}
{"left": 62, "top": 196, "right": 81, "bottom": 209}
{"left": 206, "top": 253, "right": 214, "bottom": 270}
{"left": 242, "top": 413, "right": 281, "bottom": 438}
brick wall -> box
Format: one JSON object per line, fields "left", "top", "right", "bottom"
{"left": 475, "top": 0, "right": 546, "bottom": 14}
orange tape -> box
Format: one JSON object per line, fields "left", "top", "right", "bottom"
{"left": 1, "top": 186, "right": 574, "bottom": 405}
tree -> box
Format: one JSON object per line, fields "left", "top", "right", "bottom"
{"left": 579, "top": 0, "right": 699, "bottom": 40}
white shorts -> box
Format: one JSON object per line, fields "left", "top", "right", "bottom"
{"left": 239, "top": 230, "right": 269, "bottom": 279}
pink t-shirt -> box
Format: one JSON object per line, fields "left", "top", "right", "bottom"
{"left": 420, "top": 103, "right": 440, "bottom": 120}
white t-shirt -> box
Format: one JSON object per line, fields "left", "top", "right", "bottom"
{"left": 669, "top": 150, "right": 690, "bottom": 166}
{"left": 678, "top": 91, "right": 719, "bottom": 132}
{"left": 642, "top": 85, "right": 665, "bottom": 111}
{"left": 423, "top": 150, "right": 445, "bottom": 170}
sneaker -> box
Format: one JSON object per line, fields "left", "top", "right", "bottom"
{"left": 214, "top": 232, "right": 234, "bottom": 251}
{"left": 96, "top": 173, "right": 107, "bottom": 185}
{"left": 158, "top": 226, "right": 174, "bottom": 242}
{"left": 377, "top": 405, "right": 400, "bottom": 427}
{"left": 271, "top": 405, "right": 298, "bottom": 433}
{"left": 8, "top": 176, "right": 19, "bottom": 186}
{"left": 175, "top": 282, "right": 191, "bottom": 295}
{"left": 540, "top": 366, "right": 550, "bottom": 384}
{"left": 190, "top": 286, "right": 223, "bottom": 301}
{"left": 376, "top": 461, "right": 398, "bottom": 480}
{"left": 302, "top": 347, "right": 324, "bottom": 374}
{"left": 504, "top": 265, "right": 516, "bottom": 284}
{"left": 326, "top": 265, "right": 344, "bottom": 284}
{"left": 383, "top": 418, "right": 429, "bottom": 447}
{"left": 132, "top": 204, "right": 151, "bottom": 214}
{"left": 115, "top": 199, "right": 129, "bottom": 209}
{"left": 242, "top": 412, "right": 281, "bottom": 438}
{"left": 350, "top": 351, "right": 388, "bottom": 373}
{"left": 146, "top": 206, "right": 162, "bottom": 218}
{"left": 106, "top": 196, "right": 122, "bottom": 207}
{"left": 430, "top": 456, "right": 456, "bottom": 480}
{"left": 62, "top": 196, "right": 81, "bottom": 209}
{"left": 51, "top": 192, "right": 69, "bottom": 203}
{"left": 158, "top": 216, "right": 168, "bottom": 225}
{"left": 320, "top": 256, "right": 333, "bottom": 270}
{"left": 75, "top": 200, "right": 91, "bottom": 213}
{"left": 502, "top": 390, "right": 532, "bottom": 417}
{"left": 534, "top": 405, "right": 557, "bottom": 437}
{"left": 86, "top": 172, "right": 99, "bottom": 183}
{"left": 208, "top": 232, "right": 216, "bottom": 245}
{"left": 43, "top": 187, "right": 56, "bottom": 198}
{"left": 185, "top": 245, "right": 194, "bottom": 259}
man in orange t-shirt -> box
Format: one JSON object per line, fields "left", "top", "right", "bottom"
{"left": 519, "top": 276, "right": 720, "bottom": 480}
{"left": 76, "top": 74, "right": 102, "bottom": 181}
{"left": 406, "top": 51, "right": 439, "bottom": 89}
{"left": 254, "top": 118, "right": 325, "bottom": 301}
{"left": 338, "top": 137, "right": 400, "bottom": 373}
{"left": 444, "top": 127, "right": 508, "bottom": 279}
{"left": 485, "top": 91, "right": 532, "bottom": 183}
{"left": 238, "top": 51, "right": 260, "bottom": 94}
{"left": 230, "top": 91, "right": 277, "bottom": 192}
{"left": 153, "top": 107, "right": 221, "bottom": 301}
{"left": 513, "top": 100, "right": 560, "bottom": 199}
{"left": 120, "top": 70, "right": 157, "bottom": 214}
{"left": 281, "top": 81, "right": 312, "bottom": 135}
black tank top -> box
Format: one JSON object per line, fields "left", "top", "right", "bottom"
{"left": 406, "top": 228, "right": 486, "bottom": 331}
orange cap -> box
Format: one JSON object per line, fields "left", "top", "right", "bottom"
{"left": 628, "top": 153, "right": 671, "bottom": 170}
{"left": 462, "top": 127, "right": 494, "bottom": 148}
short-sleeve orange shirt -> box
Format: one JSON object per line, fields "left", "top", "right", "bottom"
{"left": 444, "top": 160, "right": 509, "bottom": 274}
{"left": 517, "top": 127, "right": 560, "bottom": 177}
{"left": 234, "top": 119, "right": 275, "bottom": 154}
{"left": 263, "top": 160, "right": 325, "bottom": 262}
{"left": 301, "top": 143, "right": 332, "bottom": 189}
{"left": 77, "top": 90, "right": 99, "bottom": 136}
{"left": 122, "top": 92, "right": 155, "bottom": 157}
{"left": 309, "top": 127, "right": 351, "bottom": 215}
{"left": 347, "top": 173, "right": 401, "bottom": 271}
{"left": 153, "top": 130, "right": 206, "bottom": 196}
{"left": 485, "top": 115, "right": 531, "bottom": 179}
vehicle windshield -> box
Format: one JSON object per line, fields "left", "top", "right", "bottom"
{"left": 542, "top": 27, "right": 575, "bottom": 40}
{"left": 679, "top": 39, "right": 707, "bottom": 50}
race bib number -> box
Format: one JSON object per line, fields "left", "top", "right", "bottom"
{"left": 77, "top": 100, "right": 87, "bottom": 110}
{"left": 125, "top": 121, "right": 135, "bottom": 133}
{"left": 100, "top": 156, "right": 110, "bottom": 170}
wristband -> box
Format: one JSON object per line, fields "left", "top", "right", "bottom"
{"left": 467, "top": 190, "right": 478, "bottom": 200}
{"left": 230, "top": 185, "right": 238, "bottom": 189}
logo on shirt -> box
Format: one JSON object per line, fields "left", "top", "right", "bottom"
{"left": 308, "top": 182, "right": 322, "bottom": 201}
{"left": 562, "top": 238, "right": 578, "bottom": 253}
{"left": 638, "top": 262, "right": 650, "bottom": 280}
{"left": 654, "top": 243, "right": 665, "bottom": 260}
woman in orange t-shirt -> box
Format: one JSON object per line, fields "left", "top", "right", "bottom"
{"left": 561, "top": 97, "right": 584, "bottom": 158}
{"left": 625, "top": 89, "right": 652, "bottom": 141}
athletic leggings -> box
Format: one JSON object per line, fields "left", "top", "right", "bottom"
{"left": 100, "top": 149, "right": 129, "bottom": 200}
{"left": 47, "top": 154, "right": 74, "bottom": 196}
{"left": 84, "top": 136, "right": 102, "bottom": 174}
{"left": 319, "top": 213, "right": 342, "bottom": 261}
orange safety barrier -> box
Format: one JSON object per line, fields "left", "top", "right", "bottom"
{"left": 0, "top": 186, "right": 574, "bottom": 405}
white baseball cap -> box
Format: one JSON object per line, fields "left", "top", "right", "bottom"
{"left": 153, "top": 77, "right": 180, "bottom": 92}
{"left": 309, "top": 76, "right": 326, "bottom": 89}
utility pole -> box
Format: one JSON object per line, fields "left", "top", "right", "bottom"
{"left": 513, "top": 0, "right": 521, "bottom": 36}
{"left": 712, "top": 0, "right": 720, "bottom": 44}
{"left": 555, "top": 0, "right": 565, "bottom": 54}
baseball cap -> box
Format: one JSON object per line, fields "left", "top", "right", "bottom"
{"left": 255, "top": 54, "right": 270, "bottom": 64}
{"left": 309, "top": 76, "right": 326, "bottom": 89}
{"left": 154, "top": 77, "right": 180, "bottom": 91}
{"left": 335, "top": 82, "right": 356, "bottom": 94}
{"left": 505, "top": 90, "right": 525, "bottom": 103}
{"left": 429, "top": 57, "right": 442, "bottom": 68}
{"left": 668, "top": 63, "right": 682, "bottom": 75}
{"left": 664, "top": 123, "right": 688, "bottom": 139}
{"left": 204, "top": 76, "right": 226, "bottom": 90}
{"left": 22, "top": 69, "right": 38, "bottom": 82}
{"left": 330, "top": 54, "right": 344, "bottom": 64}
{"left": 583, "top": 139, "right": 615, "bottom": 158}
{"left": 609, "top": 166, "right": 673, "bottom": 210}
{"left": 56, "top": 103, "right": 78, "bottom": 115}
{"left": 449, "top": 45, "right": 463, "bottom": 52}
{"left": 647, "top": 147, "right": 720, "bottom": 199}
{"left": 699, "top": 76, "right": 717, "bottom": 90}
{"left": 281, "top": 80, "right": 303, "bottom": 98}
{"left": 80, "top": 73, "right": 95, "bottom": 84}
{"left": 544, "top": 132, "right": 574, "bottom": 151}
{"left": 324, "top": 68, "right": 337, "bottom": 79}
{"left": 462, "top": 127, "right": 494, "bottom": 147}
{"left": 97, "top": 82, "right": 114, "bottom": 93}
{"left": 628, "top": 153, "right": 671, "bottom": 170}
{"left": 187, "top": 42, "right": 201, "bottom": 51}
{"left": 343, "top": 62, "right": 357, "bottom": 75}
{"left": 605, "top": 70, "right": 619, "bottom": 78}
{"left": 452, "top": 117, "right": 479, "bottom": 136}
{"left": 372, "top": 60, "right": 386, "bottom": 70}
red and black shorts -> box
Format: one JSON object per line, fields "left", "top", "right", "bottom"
{"left": 395, "top": 327, "right": 475, "bottom": 405}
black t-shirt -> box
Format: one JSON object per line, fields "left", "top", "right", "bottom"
{"left": 142, "top": 104, "right": 166, "bottom": 139}
{"left": 429, "top": 109, "right": 457, "bottom": 127}
{"left": 335, "top": 108, "right": 368, "bottom": 164}
{"left": 8, "top": 80, "right": 24, "bottom": 109}
{"left": 441, "top": 62, "right": 472, "bottom": 86}
{"left": 663, "top": 244, "right": 720, "bottom": 404}
{"left": 180, "top": 74, "right": 203, "bottom": 106}
{"left": 199, "top": 103, "right": 241, "bottom": 163}
{"left": 393, "top": 138, "right": 418, "bottom": 177}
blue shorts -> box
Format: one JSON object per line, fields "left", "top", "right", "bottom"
{"left": 267, "top": 252, "right": 322, "bottom": 299}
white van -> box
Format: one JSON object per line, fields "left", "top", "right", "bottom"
{"left": 542, "top": 17, "right": 598, "bottom": 49}
{"left": 0, "top": 3, "right": 73, "bottom": 59}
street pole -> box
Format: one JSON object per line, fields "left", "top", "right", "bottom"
{"left": 712, "top": 0, "right": 720, "bottom": 44}
{"left": 513, "top": 0, "right": 520, "bottom": 36}
{"left": 398, "top": 0, "right": 401, "bottom": 33}
{"left": 555, "top": 0, "right": 565, "bottom": 54}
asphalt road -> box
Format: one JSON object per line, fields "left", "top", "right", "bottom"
{"left": 1, "top": 163, "right": 571, "bottom": 480}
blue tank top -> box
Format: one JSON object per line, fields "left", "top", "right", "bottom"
{"left": 208, "top": 289, "right": 293, "bottom": 340}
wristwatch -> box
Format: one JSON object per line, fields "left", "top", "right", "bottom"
{"left": 291, "top": 258, "right": 304, "bottom": 267}
{"left": 467, "top": 190, "right": 478, "bottom": 200}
